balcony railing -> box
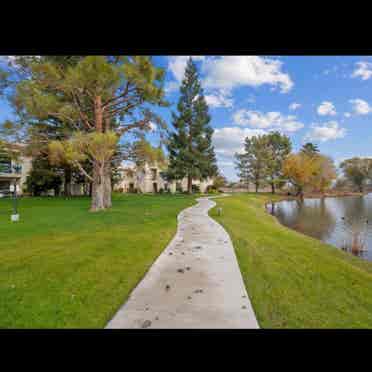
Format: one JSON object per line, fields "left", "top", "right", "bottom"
{"left": 0, "top": 163, "right": 22, "bottom": 174}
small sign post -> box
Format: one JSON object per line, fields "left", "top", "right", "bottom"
{"left": 10, "top": 183, "right": 19, "bottom": 222}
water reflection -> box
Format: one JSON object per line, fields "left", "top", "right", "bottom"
{"left": 271, "top": 194, "right": 372, "bottom": 261}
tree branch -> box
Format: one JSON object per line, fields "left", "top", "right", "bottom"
{"left": 72, "top": 160, "right": 93, "bottom": 182}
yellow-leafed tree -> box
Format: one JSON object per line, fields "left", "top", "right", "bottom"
{"left": 283, "top": 152, "right": 322, "bottom": 198}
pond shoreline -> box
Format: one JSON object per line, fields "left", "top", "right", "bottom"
{"left": 266, "top": 191, "right": 372, "bottom": 262}
{"left": 263, "top": 191, "right": 366, "bottom": 212}
{"left": 263, "top": 191, "right": 369, "bottom": 227}
{"left": 210, "top": 193, "right": 372, "bottom": 328}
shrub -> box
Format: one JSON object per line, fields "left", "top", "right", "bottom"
{"left": 26, "top": 169, "right": 62, "bottom": 197}
{"left": 192, "top": 184, "right": 200, "bottom": 193}
{"left": 206, "top": 185, "right": 220, "bottom": 194}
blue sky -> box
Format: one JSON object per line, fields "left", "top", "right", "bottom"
{"left": 152, "top": 55, "right": 372, "bottom": 181}
{"left": 2, "top": 55, "right": 372, "bottom": 181}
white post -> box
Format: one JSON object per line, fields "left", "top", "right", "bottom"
{"left": 10, "top": 182, "right": 20, "bottom": 222}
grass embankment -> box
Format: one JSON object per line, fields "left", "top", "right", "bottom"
{"left": 210, "top": 193, "right": 372, "bottom": 328}
{"left": 0, "top": 194, "right": 195, "bottom": 328}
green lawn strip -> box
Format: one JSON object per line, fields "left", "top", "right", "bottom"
{"left": 0, "top": 193, "right": 195, "bottom": 328}
{"left": 210, "top": 193, "right": 372, "bottom": 328}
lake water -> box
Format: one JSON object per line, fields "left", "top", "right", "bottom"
{"left": 269, "top": 194, "right": 372, "bottom": 261}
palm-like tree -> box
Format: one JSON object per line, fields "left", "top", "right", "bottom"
{"left": 301, "top": 142, "right": 320, "bottom": 157}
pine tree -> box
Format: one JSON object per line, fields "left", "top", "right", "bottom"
{"left": 1, "top": 56, "right": 166, "bottom": 211}
{"left": 234, "top": 135, "right": 268, "bottom": 193}
{"left": 166, "top": 58, "right": 217, "bottom": 193}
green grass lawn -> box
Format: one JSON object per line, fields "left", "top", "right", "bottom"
{"left": 210, "top": 193, "right": 372, "bottom": 328}
{"left": 0, "top": 193, "right": 195, "bottom": 328}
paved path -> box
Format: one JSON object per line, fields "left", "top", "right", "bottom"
{"left": 106, "top": 197, "right": 259, "bottom": 329}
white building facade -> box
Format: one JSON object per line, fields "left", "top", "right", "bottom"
{"left": 115, "top": 162, "right": 213, "bottom": 194}
{"left": 1, "top": 152, "right": 214, "bottom": 196}
{"left": 0, "top": 152, "right": 32, "bottom": 196}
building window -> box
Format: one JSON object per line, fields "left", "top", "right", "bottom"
{"left": 0, "top": 157, "right": 11, "bottom": 174}
{"left": 0, "top": 180, "right": 11, "bottom": 195}
{"left": 151, "top": 168, "right": 157, "bottom": 180}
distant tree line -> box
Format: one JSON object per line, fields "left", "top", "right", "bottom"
{"left": 235, "top": 134, "right": 339, "bottom": 198}
{"left": 338, "top": 158, "right": 372, "bottom": 192}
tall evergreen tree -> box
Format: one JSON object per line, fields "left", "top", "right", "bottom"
{"left": 166, "top": 58, "right": 217, "bottom": 193}
{"left": 235, "top": 135, "right": 268, "bottom": 193}
{"left": 235, "top": 151, "right": 251, "bottom": 189}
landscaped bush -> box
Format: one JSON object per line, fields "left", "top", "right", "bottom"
{"left": 192, "top": 184, "right": 200, "bottom": 193}
{"left": 206, "top": 185, "right": 220, "bottom": 194}
{"left": 26, "top": 169, "right": 63, "bottom": 197}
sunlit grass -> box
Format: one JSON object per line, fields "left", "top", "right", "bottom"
{"left": 210, "top": 193, "right": 372, "bottom": 328}
{"left": 0, "top": 193, "right": 195, "bottom": 328}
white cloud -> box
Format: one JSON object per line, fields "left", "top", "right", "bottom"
{"left": 205, "top": 89, "right": 233, "bottom": 108}
{"left": 232, "top": 109, "right": 304, "bottom": 132}
{"left": 317, "top": 101, "right": 337, "bottom": 116}
{"left": 213, "top": 126, "right": 272, "bottom": 181}
{"left": 351, "top": 61, "right": 372, "bottom": 80}
{"left": 202, "top": 56, "right": 293, "bottom": 93}
{"left": 305, "top": 121, "right": 346, "bottom": 143}
{"left": 165, "top": 56, "right": 294, "bottom": 102}
{"left": 148, "top": 122, "right": 157, "bottom": 132}
{"left": 344, "top": 112, "right": 351, "bottom": 118}
{"left": 349, "top": 98, "right": 372, "bottom": 115}
{"left": 213, "top": 127, "right": 267, "bottom": 158}
{"left": 289, "top": 102, "right": 301, "bottom": 111}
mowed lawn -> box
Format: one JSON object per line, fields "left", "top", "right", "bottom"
{"left": 210, "top": 193, "right": 372, "bottom": 328}
{"left": 0, "top": 194, "right": 195, "bottom": 328}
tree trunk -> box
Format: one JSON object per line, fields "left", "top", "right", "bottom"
{"left": 64, "top": 167, "right": 72, "bottom": 197}
{"left": 94, "top": 96, "right": 103, "bottom": 132}
{"left": 103, "top": 162, "right": 112, "bottom": 209}
{"left": 89, "top": 182, "right": 93, "bottom": 197}
{"left": 187, "top": 175, "right": 193, "bottom": 194}
{"left": 297, "top": 187, "right": 304, "bottom": 200}
{"left": 255, "top": 182, "right": 259, "bottom": 193}
{"left": 90, "top": 161, "right": 105, "bottom": 212}
{"left": 271, "top": 183, "right": 275, "bottom": 194}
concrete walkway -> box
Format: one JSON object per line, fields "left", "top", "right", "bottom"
{"left": 106, "top": 197, "right": 259, "bottom": 329}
